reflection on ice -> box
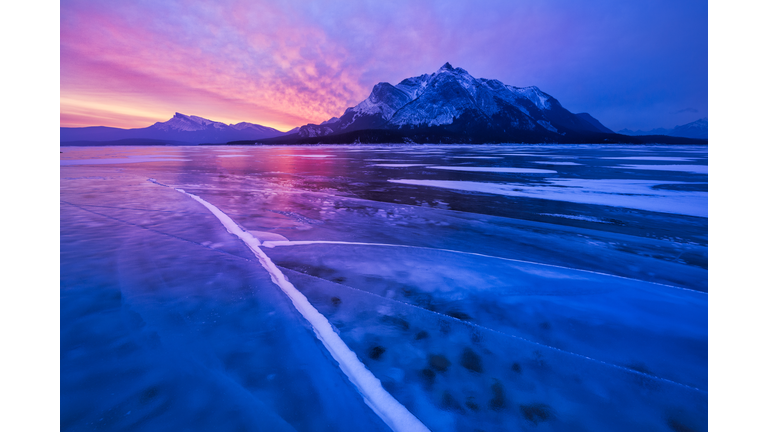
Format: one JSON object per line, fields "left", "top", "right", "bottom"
{"left": 373, "top": 164, "right": 429, "bottom": 167}
{"left": 61, "top": 157, "right": 191, "bottom": 165}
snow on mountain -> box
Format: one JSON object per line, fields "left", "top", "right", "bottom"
{"left": 151, "top": 112, "right": 228, "bottom": 132}
{"left": 230, "top": 121, "right": 286, "bottom": 134}
{"left": 670, "top": 118, "right": 707, "bottom": 139}
{"left": 507, "top": 86, "right": 553, "bottom": 111}
{"left": 295, "top": 62, "right": 609, "bottom": 140}
{"left": 320, "top": 117, "right": 340, "bottom": 125}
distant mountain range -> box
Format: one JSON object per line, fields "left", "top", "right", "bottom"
{"left": 61, "top": 63, "right": 707, "bottom": 145}
{"left": 617, "top": 118, "right": 708, "bottom": 139}
{"left": 60, "top": 113, "right": 286, "bottom": 146}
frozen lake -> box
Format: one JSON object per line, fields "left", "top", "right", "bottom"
{"left": 61, "top": 144, "right": 707, "bottom": 431}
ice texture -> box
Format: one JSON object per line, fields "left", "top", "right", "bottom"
{"left": 173, "top": 187, "right": 429, "bottom": 432}
{"left": 61, "top": 144, "right": 707, "bottom": 432}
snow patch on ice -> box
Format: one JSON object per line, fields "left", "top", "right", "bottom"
{"left": 388, "top": 178, "right": 707, "bottom": 217}
{"left": 600, "top": 157, "right": 696, "bottom": 161}
{"left": 427, "top": 166, "right": 557, "bottom": 174}
{"left": 533, "top": 161, "right": 582, "bottom": 166}
{"left": 540, "top": 213, "right": 608, "bottom": 223}
{"left": 615, "top": 165, "right": 708, "bottom": 174}
{"left": 248, "top": 231, "right": 289, "bottom": 242}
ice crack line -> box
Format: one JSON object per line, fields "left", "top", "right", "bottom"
{"left": 261, "top": 240, "right": 707, "bottom": 295}
{"left": 282, "top": 265, "right": 706, "bottom": 394}
{"left": 160, "top": 183, "right": 430, "bottom": 432}
{"left": 60, "top": 200, "right": 252, "bottom": 263}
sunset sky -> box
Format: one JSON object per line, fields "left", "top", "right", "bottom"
{"left": 60, "top": 0, "right": 707, "bottom": 132}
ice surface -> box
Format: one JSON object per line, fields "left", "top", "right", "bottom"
{"left": 276, "top": 266, "right": 706, "bottom": 432}
{"left": 426, "top": 166, "right": 557, "bottom": 174}
{"left": 61, "top": 144, "right": 707, "bottom": 432}
{"left": 373, "top": 164, "right": 429, "bottom": 167}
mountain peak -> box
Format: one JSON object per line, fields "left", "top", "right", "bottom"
{"left": 293, "top": 64, "right": 619, "bottom": 142}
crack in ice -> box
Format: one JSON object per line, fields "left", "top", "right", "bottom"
{"left": 282, "top": 265, "right": 707, "bottom": 394}
{"left": 261, "top": 240, "right": 706, "bottom": 295}
{"left": 155, "top": 181, "right": 430, "bottom": 432}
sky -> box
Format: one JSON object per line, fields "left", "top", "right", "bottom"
{"left": 60, "top": 0, "right": 708, "bottom": 132}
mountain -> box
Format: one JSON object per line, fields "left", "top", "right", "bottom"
{"left": 250, "top": 62, "right": 641, "bottom": 145}
{"left": 617, "top": 118, "right": 708, "bottom": 139}
{"left": 61, "top": 113, "right": 286, "bottom": 145}
{"left": 575, "top": 113, "right": 614, "bottom": 134}
{"left": 669, "top": 118, "right": 708, "bottom": 139}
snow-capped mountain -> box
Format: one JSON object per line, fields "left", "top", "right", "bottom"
{"left": 151, "top": 113, "right": 228, "bottom": 132}
{"left": 61, "top": 113, "right": 287, "bottom": 145}
{"left": 617, "top": 118, "right": 708, "bottom": 139}
{"left": 295, "top": 63, "right": 613, "bottom": 142}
